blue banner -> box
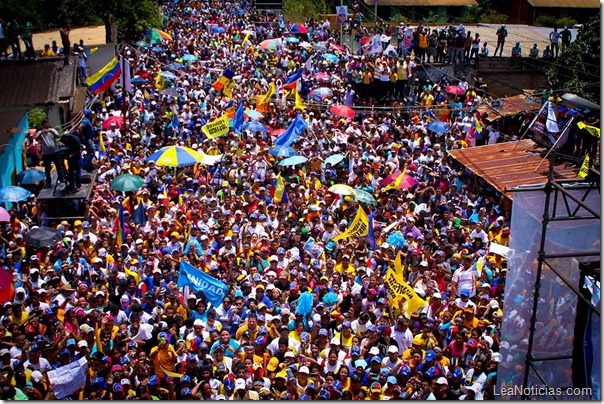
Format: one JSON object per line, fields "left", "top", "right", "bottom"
{"left": 233, "top": 103, "right": 245, "bottom": 134}
{"left": 178, "top": 261, "right": 227, "bottom": 307}
{"left": 274, "top": 114, "right": 308, "bottom": 147}
{"left": 366, "top": 211, "right": 378, "bottom": 250}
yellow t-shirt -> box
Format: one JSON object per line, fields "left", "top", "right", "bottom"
{"left": 150, "top": 344, "right": 178, "bottom": 377}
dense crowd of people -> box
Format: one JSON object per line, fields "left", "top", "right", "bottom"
{"left": 0, "top": 0, "right": 531, "bottom": 400}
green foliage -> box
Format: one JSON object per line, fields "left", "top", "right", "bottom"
{"left": 546, "top": 16, "right": 600, "bottom": 104}
{"left": 464, "top": 6, "right": 483, "bottom": 23}
{"left": 479, "top": 11, "right": 508, "bottom": 24}
{"left": 112, "top": 0, "right": 163, "bottom": 41}
{"left": 535, "top": 15, "right": 557, "bottom": 27}
{"left": 284, "top": 0, "right": 327, "bottom": 22}
{"left": 422, "top": 11, "right": 448, "bottom": 24}
{"left": 555, "top": 17, "right": 577, "bottom": 29}
{"left": 28, "top": 108, "right": 47, "bottom": 130}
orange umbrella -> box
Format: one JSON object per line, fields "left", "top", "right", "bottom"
{"left": 330, "top": 105, "right": 355, "bottom": 118}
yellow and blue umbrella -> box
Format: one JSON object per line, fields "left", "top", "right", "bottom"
{"left": 146, "top": 146, "right": 203, "bottom": 167}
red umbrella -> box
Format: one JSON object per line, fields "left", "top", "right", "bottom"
{"left": 290, "top": 23, "right": 308, "bottom": 34}
{"left": 330, "top": 105, "right": 355, "bottom": 118}
{"left": 270, "top": 128, "right": 286, "bottom": 138}
{"left": 445, "top": 85, "right": 466, "bottom": 95}
{"left": 0, "top": 269, "right": 14, "bottom": 304}
{"left": 102, "top": 116, "right": 125, "bottom": 130}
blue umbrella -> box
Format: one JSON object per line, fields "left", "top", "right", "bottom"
{"left": 0, "top": 186, "right": 31, "bottom": 202}
{"left": 16, "top": 169, "right": 45, "bottom": 185}
{"left": 212, "top": 26, "right": 226, "bottom": 34}
{"left": 160, "top": 71, "right": 178, "bottom": 80}
{"left": 322, "top": 53, "right": 339, "bottom": 63}
{"left": 168, "top": 62, "right": 184, "bottom": 70}
{"left": 286, "top": 37, "right": 300, "bottom": 43}
{"left": 426, "top": 121, "right": 451, "bottom": 134}
{"left": 269, "top": 146, "right": 297, "bottom": 158}
{"left": 181, "top": 54, "right": 198, "bottom": 62}
{"left": 244, "top": 109, "right": 264, "bottom": 119}
{"left": 386, "top": 231, "right": 407, "bottom": 248}
{"left": 323, "top": 153, "right": 345, "bottom": 167}
{"left": 278, "top": 155, "right": 308, "bottom": 166}
{"left": 243, "top": 121, "right": 268, "bottom": 133}
{"left": 150, "top": 46, "right": 165, "bottom": 52}
{"left": 131, "top": 77, "right": 148, "bottom": 85}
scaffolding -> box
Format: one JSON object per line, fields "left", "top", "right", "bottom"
{"left": 497, "top": 154, "right": 600, "bottom": 400}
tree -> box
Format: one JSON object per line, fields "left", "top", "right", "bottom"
{"left": 546, "top": 16, "right": 600, "bottom": 104}
{"left": 284, "top": 0, "right": 327, "bottom": 23}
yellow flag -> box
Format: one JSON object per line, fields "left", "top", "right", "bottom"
{"left": 385, "top": 268, "right": 426, "bottom": 314}
{"left": 332, "top": 206, "right": 370, "bottom": 241}
{"left": 382, "top": 168, "right": 406, "bottom": 192}
{"left": 144, "top": 89, "right": 150, "bottom": 100}
{"left": 294, "top": 89, "right": 305, "bottom": 110}
{"left": 258, "top": 82, "right": 275, "bottom": 106}
{"left": 90, "top": 47, "right": 98, "bottom": 55}
{"left": 201, "top": 113, "right": 230, "bottom": 139}
{"left": 242, "top": 32, "right": 251, "bottom": 47}
{"left": 579, "top": 154, "right": 590, "bottom": 178}
{"left": 577, "top": 121, "right": 600, "bottom": 138}
{"left": 223, "top": 79, "right": 236, "bottom": 99}
{"left": 155, "top": 74, "right": 165, "bottom": 90}
{"left": 393, "top": 251, "right": 404, "bottom": 278}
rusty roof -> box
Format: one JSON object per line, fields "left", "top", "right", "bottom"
{"left": 0, "top": 58, "right": 75, "bottom": 109}
{"left": 447, "top": 139, "right": 579, "bottom": 199}
{"left": 527, "top": 0, "right": 599, "bottom": 7}
{"left": 476, "top": 95, "right": 542, "bottom": 122}
{"left": 366, "top": 0, "right": 476, "bottom": 6}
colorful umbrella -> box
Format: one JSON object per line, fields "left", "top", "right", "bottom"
{"left": 243, "top": 121, "right": 268, "bottom": 133}
{"left": 25, "top": 226, "right": 63, "bottom": 248}
{"left": 330, "top": 105, "right": 355, "bottom": 118}
{"left": 0, "top": 186, "right": 31, "bottom": 202}
{"left": 0, "top": 269, "right": 14, "bottom": 304}
{"left": 146, "top": 146, "right": 203, "bottom": 167}
{"left": 152, "top": 28, "right": 172, "bottom": 41}
{"left": 269, "top": 146, "right": 298, "bottom": 158}
{"left": 313, "top": 43, "right": 328, "bottom": 52}
{"left": 259, "top": 39, "right": 282, "bottom": 50}
{"left": 309, "top": 87, "right": 333, "bottom": 100}
{"left": 278, "top": 155, "right": 308, "bottom": 166}
{"left": 0, "top": 207, "right": 10, "bottom": 222}
{"left": 323, "top": 154, "right": 345, "bottom": 167}
{"left": 16, "top": 168, "right": 45, "bottom": 185}
{"left": 270, "top": 128, "right": 286, "bottom": 138}
{"left": 102, "top": 116, "right": 124, "bottom": 130}
{"left": 445, "top": 85, "right": 466, "bottom": 95}
{"left": 110, "top": 174, "right": 144, "bottom": 193}
{"left": 285, "top": 37, "right": 300, "bottom": 43}
{"left": 244, "top": 109, "right": 264, "bottom": 119}
{"left": 354, "top": 189, "right": 377, "bottom": 205}
{"left": 328, "top": 184, "right": 355, "bottom": 196}
{"left": 289, "top": 23, "right": 308, "bottom": 34}
{"left": 426, "top": 121, "right": 451, "bottom": 134}
{"left": 312, "top": 72, "right": 331, "bottom": 81}
{"left": 299, "top": 41, "right": 312, "bottom": 49}
{"left": 322, "top": 53, "right": 339, "bottom": 63}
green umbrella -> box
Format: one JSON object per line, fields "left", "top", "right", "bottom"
{"left": 354, "top": 189, "right": 377, "bottom": 205}
{"left": 110, "top": 174, "right": 144, "bottom": 192}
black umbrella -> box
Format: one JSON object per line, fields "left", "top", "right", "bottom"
{"left": 25, "top": 227, "right": 63, "bottom": 249}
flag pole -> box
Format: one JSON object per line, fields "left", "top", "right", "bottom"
{"left": 119, "top": 45, "right": 129, "bottom": 135}
{"left": 533, "top": 116, "right": 574, "bottom": 172}
{"left": 513, "top": 101, "right": 547, "bottom": 151}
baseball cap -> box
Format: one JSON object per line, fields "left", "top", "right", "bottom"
{"left": 424, "top": 350, "right": 436, "bottom": 361}
{"left": 370, "top": 382, "right": 382, "bottom": 393}
{"left": 235, "top": 378, "right": 246, "bottom": 390}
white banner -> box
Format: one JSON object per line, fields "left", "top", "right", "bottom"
{"left": 48, "top": 357, "right": 88, "bottom": 399}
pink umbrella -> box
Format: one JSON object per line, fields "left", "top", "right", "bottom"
{"left": 312, "top": 72, "right": 331, "bottom": 81}
{"left": 0, "top": 207, "right": 9, "bottom": 222}
{"left": 445, "top": 85, "right": 466, "bottom": 95}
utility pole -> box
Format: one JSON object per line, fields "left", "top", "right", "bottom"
{"left": 340, "top": 0, "right": 344, "bottom": 45}
{"left": 374, "top": 0, "right": 378, "bottom": 23}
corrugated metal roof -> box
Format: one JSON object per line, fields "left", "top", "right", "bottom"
{"left": 365, "top": 0, "right": 477, "bottom": 6}
{"left": 527, "top": 0, "right": 599, "bottom": 7}
{"left": 447, "top": 139, "right": 579, "bottom": 199}
{"left": 476, "top": 95, "right": 541, "bottom": 121}
{"left": 0, "top": 58, "right": 75, "bottom": 109}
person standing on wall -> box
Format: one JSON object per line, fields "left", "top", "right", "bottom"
{"left": 37, "top": 120, "right": 65, "bottom": 189}
{"left": 493, "top": 25, "right": 507, "bottom": 57}
{"left": 59, "top": 26, "right": 70, "bottom": 65}
{"left": 549, "top": 27, "right": 560, "bottom": 59}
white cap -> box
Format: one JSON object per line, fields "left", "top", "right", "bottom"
{"left": 235, "top": 378, "right": 246, "bottom": 390}
{"left": 299, "top": 366, "right": 310, "bottom": 374}
{"left": 388, "top": 345, "right": 398, "bottom": 353}
{"left": 436, "top": 377, "right": 448, "bottom": 385}
{"left": 432, "top": 292, "right": 442, "bottom": 299}
{"left": 0, "top": 349, "right": 9, "bottom": 356}
{"left": 266, "top": 271, "right": 277, "bottom": 278}
{"left": 491, "top": 352, "right": 503, "bottom": 363}
{"left": 489, "top": 300, "right": 500, "bottom": 309}
{"left": 193, "top": 319, "right": 203, "bottom": 326}
{"left": 419, "top": 261, "right": 428, "bottom": 267}
{"left": 284, "top": 351, "right": 295, "bottom": 358}
{"left": 369, "top": 347, "right": 380, "bottom": 355}
{"left": 330, "top": 337, "right": 340, "bottom": 345}
{"left": 77, "top": 340, "right": 88, "bottom": 348}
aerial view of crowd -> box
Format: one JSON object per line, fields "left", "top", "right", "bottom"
{"left": 0, "top": 0, "right": 537, "bottom": 400}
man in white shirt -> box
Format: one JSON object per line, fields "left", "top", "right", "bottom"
{"left": 390, "top": 318, "right": 413, "bottom": 354}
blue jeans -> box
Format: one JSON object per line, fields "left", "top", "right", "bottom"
{"left": 67, "top": 154, "right": 82, "bottom": 189}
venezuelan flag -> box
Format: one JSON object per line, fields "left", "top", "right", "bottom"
{"left": 282, "top": 70, "right": 302, "bottom": 90}
{"left": 86, "top": 57, "right": 121, "bottom": 95}
{"left": 212, "top": 69, "right": 235, "bottom": 92}
{"left": 471, "top": 116, "right": 483, "bottom": 139}
{"left": 99, "top": 132, "right": 106, "bottom": 156}
{"left": 116, "top": 202, "right": 125, "bottom": 245}
{"left": 272, "top": 174, "right": 289, "bottom": 204}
